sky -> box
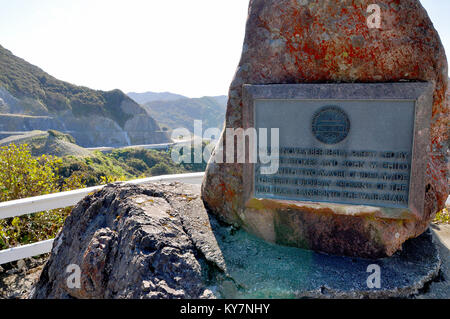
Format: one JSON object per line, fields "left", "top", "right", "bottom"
{"left": 0, "top": 0, "right": 448, "bottom": 98}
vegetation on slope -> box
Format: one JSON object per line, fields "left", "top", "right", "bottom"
{"left": 0, "top": 144, "right": 85, "bottom": 250}
{"left": 58, "top": 144, "right": 208, "bottom": 187}
{"left": 0, "top": 45, "right": 132, "bottom": 127}
{"left": 0, "top": 130, "right": 92, "bottom": 157}
{"left": 0, "top": 141, "right": 209, "bottom": 250}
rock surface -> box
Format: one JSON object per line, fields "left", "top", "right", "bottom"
{"left": 31, "top": 183, "right": 218, "bottom": 299}
{"left": 202, "top": 0, "right": 449, "bottom": 258}
{"left": 0, "top": 257, "right": 47, "bottom": 299}
{"left": 30, "top": 183, "right": 442, "bottom": 299}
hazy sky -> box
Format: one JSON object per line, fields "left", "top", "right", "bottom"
{"left": 0, "top": 0, "right": 448, "bottom": 98}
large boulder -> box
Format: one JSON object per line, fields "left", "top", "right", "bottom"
{"left": 31, "top": 183, "right": 221, "bottom": 299}
{"left": 202, "top": 0, "right": 449, "bottom": 258}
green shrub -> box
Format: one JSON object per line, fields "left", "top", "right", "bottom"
{"left": 111, "top": 148, "right": 159, "bottom": 168}
{"left": 0, "top": 143, "right": 85, "bottom": 250}
{"left": 150, "top": 163, "right": 170, "bottom": 176}
{"left": 58, "top": 152, "right": 130, "bottom": 187}
{"left": 434, "top": 208, "right": 450, "bottom": 224}
{"left": 126, "top": 158, "right": 149, "bottom": 172}
{"left": 0, "top": 143, "right": 60, "bottom": 201}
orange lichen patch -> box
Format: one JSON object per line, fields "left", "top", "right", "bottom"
{"left": 219, "top": 182, "right": 235, "bottom": 203}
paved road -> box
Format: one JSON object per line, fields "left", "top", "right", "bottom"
{"left": 86, "top": 140, "right": 197, "bottom": 153}
{"left": 87, "top": 143, "right": 176, "bottom": 152}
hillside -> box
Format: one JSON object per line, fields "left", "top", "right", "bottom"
{"left": 0, "top": 45, "right": 169, "bottom": 147}
{"left": 127, "top": 91, "right": 187, "bottom": 104}
{"left": 0, "top": 130, "right": 92, "bottom": 157}
{"left": 142, "top": 96, "right": 227, "bottom": 134}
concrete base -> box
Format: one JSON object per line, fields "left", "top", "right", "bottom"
{"left": 417, "top": 224, "right": 450, "bottom": 299}
{"left": 211, "top": 221, "right": 442, "bottom": 298}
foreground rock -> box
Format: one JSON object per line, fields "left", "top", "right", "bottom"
{"left": 202, "top": 0, "right": 449, "bottom": 258}
{"left": 31, "top": 183, "right": 442, "bottom": 299}
{"left": 31, "top": 183, "right": 219, "bottom": 299}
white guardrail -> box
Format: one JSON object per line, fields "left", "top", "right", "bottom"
{"left": 0, "top": 172, "right": 205, "bottom": 265}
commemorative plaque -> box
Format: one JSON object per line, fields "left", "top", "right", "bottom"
{"left": 201, "top": 0, "right": 447, "bottom": 258}
{"left": 243, "top": 83, "right": 433, "bottom": 219}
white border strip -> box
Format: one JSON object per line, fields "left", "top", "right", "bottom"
{"left": 0, "top": 172, "right": 205, "bottom": 219}
{"left": 0, "top": 239, "right": 54, "bottom": 265}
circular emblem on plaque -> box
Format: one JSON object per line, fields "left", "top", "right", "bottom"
{"left": 311, "top": 106, "right": 350, "bottom": 144}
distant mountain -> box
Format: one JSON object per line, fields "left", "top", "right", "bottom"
{"left": 127, "top": 91, "right": 228, "bottom": 107}
{"left": 127, "top": 91, "right": 187, "bottom": 104}
{"left": 0, "top": 45, "right": 169, "bottom": 147}
{"left": 142, "top": 96, "right": 227, "bottom": 134}
{"left": 211, "top": 95, "right": 227, "bottom": 107}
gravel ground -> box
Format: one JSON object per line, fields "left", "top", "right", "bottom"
{"left": 417, "top": 224, "right": 450, "bottom": 299}
{"left": 0, "top": 255, "right": 48, "bottom": 299}
{"left": 1, "top": 225, "right": 449, "bottom": 299}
